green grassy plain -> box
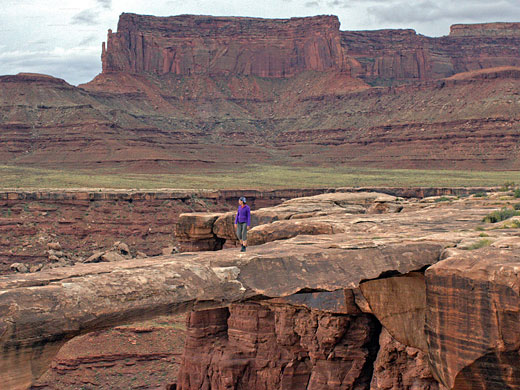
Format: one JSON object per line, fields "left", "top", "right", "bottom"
{"left": 2, "top": 164, "right": 520, "bottom": 190}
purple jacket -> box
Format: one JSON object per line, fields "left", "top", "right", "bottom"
{"left": 235, "top": 205, "right": 251, "bottom": 226}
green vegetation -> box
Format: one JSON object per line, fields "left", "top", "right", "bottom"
{"left": 465, "top": 239, "right": 493, "bottom": 250}
{"left": 482, "top": 208, "right": 520, "bottom": 223}
{"left": 499, "top": 181, "right": 516, "bottom": 191}
{"left": 434, "top": 196, "right": 455, "bottom": 202}
{"left": 514, "top": 203, "right": 520, "bottom": 211}
{"left": 473, "top": 191, "right": 487, "bottom": 198}
{"left": 515, "top": 189, "right": 520, "bottom": 198}
{"left": 2, "top": 164, "right": 520, "bottom": 190}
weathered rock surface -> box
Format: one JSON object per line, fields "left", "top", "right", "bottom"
{"left": 426, "top": 245, "right": 520, "bottom": 390}
{"left": 360, "top": 272, "right": 427, "bottom": 351}
{"left": 176, "top": 192, "right": 402, "bottom": 249}
{"left": 0, "top": 188, "right": 331, "bottom": 274}
{"left": 370, "top": 328, "right": 444, "bottom": 390}
{"left": 2, "top": 191, "right": 520, "bottom": 389}
{"left": 103, "top": 14, "right": 348, "bottom": 77}
{"left": 177, "top": 302, "right": 380, "bottom": 390}
{"left": 31, "top": 314, "right": 187, "bottom": 390}
{"left": 103, "top": 14, "right": 520, "bottom": 84}
{"left": 0, "top": 236, "right": 443, "bottom": 389}
{"left": 2, "top": 16, "right": 520, "bottom": 171}
{"left": 171, "top": 193, "right": 520, "bottom": 390}
{"left": 343, "top": 23, "right": 520, "bottom": 86}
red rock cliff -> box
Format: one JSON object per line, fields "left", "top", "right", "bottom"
{"left": 102, "top": 13, "right": 349, "bottom": 77}
{"left": 342, "top": 23, "right": 520, "bottom": 85}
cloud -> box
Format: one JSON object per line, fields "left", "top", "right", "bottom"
{"left": 367, "top": 0, "right": 520, "bottom": 24}
{"left": 0, "top": 46, "right": 101, "bottom": 85}
{"left": 79, "top": 34, "right": 100, "bottom": 46}
{"left": 303, "top": 0, "right": 351, "bottom": 8}
{"left": 71, "top": 9, "right": 100, "bottom": 25}
{"left": 27, "top": 39, "right": 49, "bottom": 47}
{"left": 96, "top": 0, "right": 112, "bottom": 9}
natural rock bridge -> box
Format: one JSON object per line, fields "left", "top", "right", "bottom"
{"left": 1, "top": 192, "right": 519, "bottom": 389}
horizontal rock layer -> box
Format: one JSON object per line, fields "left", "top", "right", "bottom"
{"left": 103, "top": 14, "right": 520, "bottom": 85}
{"left": 0, "top": 188, "right": 333, "bottom": 274}
{"left": 426, "top": 247, "right": 520, "bottom": 389}
{"left": 0, "top": 237, "right": 444, "bottom": 389}
{"left": 103, "top": 14, "right": 348, "bottom": 77}
{"left": 3, "top": 66, "right": 520, "bottom": 171}
{"left": 3, "top": 191, "right": 520, "bottom": 389}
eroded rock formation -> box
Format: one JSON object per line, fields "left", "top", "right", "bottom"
{"left": 426, "top": 246, "right": 520, "bottom": 389}
{"left": 103, "top": 14, "right": 348, "bottom": 77}
{"left": 175, "top": 192, "right": 402, "bottom": 251}
{"left": 2, "top": 16, "right": 520, "bottom": 171}
{"left": 170, "top": 192, "right": 520, "bottom": 390}
{"left": 2, "top": 191, "right": 520, "bottom": 389}
{"left": 177, "top": 302, "right": 380, "bottom": 390}
{"left": 342, "top": 23, "right": 520, "bottom": 86}
{"left": 0, "top": 188, "right": 335, "bottom": 274}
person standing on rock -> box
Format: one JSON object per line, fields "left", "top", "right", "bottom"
{"left": 234, "top": 196, "right": 251, "bottom": 252}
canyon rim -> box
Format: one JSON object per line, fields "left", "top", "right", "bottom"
{"left": 1, "top": 11, "right": 520, "bottom": 390}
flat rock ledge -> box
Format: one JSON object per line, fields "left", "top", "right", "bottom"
{"left": 1, "top": 191, "right": 520, "bottom": 389}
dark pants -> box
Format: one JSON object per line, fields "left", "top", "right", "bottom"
{"left": 236, "top": 222, "right": 247, "bottom": 241}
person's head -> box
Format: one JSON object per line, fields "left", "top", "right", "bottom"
{"left": 239, "top": 196, "right": 246, "bottom": 206}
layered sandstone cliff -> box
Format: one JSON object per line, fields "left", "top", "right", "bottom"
{"left": 3, "top": 191, "right": 520, "bottom": 389}
{"left": 2, "top": 16, "right": 520, "bottom": 171}
{"left": 0, "top": 188, "right": 333, "bottom": 275}
{"left": 102, "top": 13, "right": 348, "bottom": 77}
{"left": 342, "top": 23, "right": 520, "bottom": 85}
{"left": 102, "top": 14, "right": 520, "bottom": 85}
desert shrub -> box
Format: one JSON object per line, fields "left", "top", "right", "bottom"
{"left": 514, "top": 203, "right": 520, "bottom": 211}
{"left": 500, "top": 181, "right": 516, "bottom": 191}
{"left": 465, "top": 239, "right": 492, "bottom": 250}
{"left": 479, "top": 232, "right": 489, "bottom": 237}
{"left": 473, "top": 192, "right": 487, "bottom": 198}
{"left": 482, "top": 208, "right": 520, "bottom": 223}
{"left": 515, "top": 189, "right": 520, "bottom": 198}
{"left": 435, "top": 196, "right": 453, "bottom": 202}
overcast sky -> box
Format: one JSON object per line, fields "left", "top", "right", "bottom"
{"left": 1, "top": 0, "right": 519, "bottom": 85}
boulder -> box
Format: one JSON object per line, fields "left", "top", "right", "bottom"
{"left": 10, "top": 263, "right": 28, "bottom": 273}
{"left": 175, "top": 213, "right": 221, "bottom": 241}
{"left": 84, "top": 251, "right": 105, "bottom": 263}
{"left": 115, "top": 242, "right": 130, "bottom": 255}
{"left": 101, "top": 251, "right": 127, "bottom": 262}
{"left": 162, "top": 246, "right": 176, "bottom": 256}
{"left": 47, "top": 242, "right": 61, "bottom": 251}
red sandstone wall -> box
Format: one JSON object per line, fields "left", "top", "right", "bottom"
{"left": 102, "top": 14, "right": 349, "bottom": 77}
{"left": 0, "top": 189, "right": 333, "bottom": 274}
{"left": 102, "top": 14, "right": 520, "bottom": 85}
{"left": 342, "top": 25, "right": 520, "bottom": 86}
{"left": 176, "top": 303, "right": 381, "bottom": 390}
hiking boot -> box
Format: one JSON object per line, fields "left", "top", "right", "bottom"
{"left": 240, "top": 245, "right": 246, "bottom": 252}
